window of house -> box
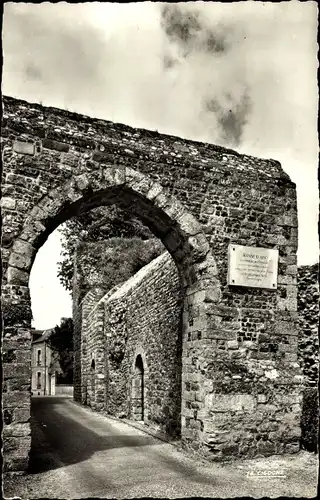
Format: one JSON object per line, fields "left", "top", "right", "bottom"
{"left": 37, "top": 372, "right": 41, "bottom": 389}
{"left": 37, "top": 349, "right": 41, "bottom": 366}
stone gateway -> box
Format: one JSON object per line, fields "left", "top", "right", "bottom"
{"left": 2, "top": 96, "right": 301, "bottom": 473}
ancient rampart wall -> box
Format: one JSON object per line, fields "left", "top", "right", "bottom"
{"left": 1, "top": 95, "right": 299, "bottom": 470}
{"left": 81, "top": 252, "right": 183, "bottom": 436}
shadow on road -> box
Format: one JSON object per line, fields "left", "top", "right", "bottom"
{"left": 29, "top": 397, "right": 162, "bottom": 473}
{"left": 28, "top": 397, "right": 213, "bottom": 487}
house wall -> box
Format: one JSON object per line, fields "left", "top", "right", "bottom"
{"left": 31, "top": 342, "right": 55, "bottom": 396}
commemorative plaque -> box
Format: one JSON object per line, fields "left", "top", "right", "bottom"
{"left": 228, "top": 244, "right": 278, "bottom": 289}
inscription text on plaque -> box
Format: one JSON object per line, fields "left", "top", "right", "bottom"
{"left": 228, "top": 244, "right": 278, "bottom": 289}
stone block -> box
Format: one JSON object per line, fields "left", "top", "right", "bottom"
{"left": 206, "top": 394, "right": 256, "bottom": 412}
{"left": 187, "top": 233, "right": 210, "bottom": 262}
{"left": 12, "top": 239, "right": 35, "bottom": 256}
{"left": 146, "top": 182, "right": 163, "bottom": 201}
{"left": 286, "top": 285, "right": 298, "bottom": 298}
{"left": 13, "top": 140, "right": 34, "bottom": 155}
{"left": 275, "top": 320, "right": 298, "bottom": 336}
{"left": 3, "top": 456, "right": 29, "bottom": 472}
{"left": 13, "top": 408, "right": 30, "bottom": 423}
{"left": 285, "top": 353, "right": 298, "bottom": 362}
{"left": 3, "top": 392, "right": 30, "bottom": 408}
{"left": 3, "top": 363, "right": 30, "bottom": 379}
{"left": 8, "top": 252, "right": 33, "bottom": 271}
{"left": 242, "top": 341, "right": 255, "bottom": 349}
{"left": 42, "top": 138, "right": 69, "bottom": 152}
{"left": 183, "top": 391, "right": 196, "bottom": 402}
{"left": 18, "top": 220, "right": 46, "bottom": 244}
{"left": 74, "top": 173, "right": 90, "bottom": 191}
{"left": 285, "top": 442, "right": 300, "bottom": 454}
{"left": 177, "top": 212, "right": 202, "bottom": 236}
{"left": 3, "top": 423, "right": 30, "bottom": 437}
{"left": 256, "top": 440, "right": 275, "bottom": 455}
{"left": 7, "top": 267, "right": 29, "bottom": 285}
{"left": 258, "top": 403, "right": 277, "bottom": 413}
{"left": 278, "top": 275, "right": 297, "bottom": 285}
{"left": 1, "top": 197, "right": 16, "bottom": 210}
{"left": 227, "top": 340, "right": 239, "bottom": 350}
{"left": 3, "top": 435, "right": 31, "bottom": 453}
{"left": 204, "top": 287, "right": 221, "bottom": 303}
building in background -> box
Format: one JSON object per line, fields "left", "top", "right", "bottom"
{"left": 31, "top": 329, "right": 56, "bottom": 396}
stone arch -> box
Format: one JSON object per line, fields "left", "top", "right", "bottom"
{"left": 5, "top": 165, "right": 222, "bottom": 448}
{"left": 7, "top": 167, "right": 219, "bottom": 290}
{"left": 131, "top": 346, "right": 149, "bottom": 377}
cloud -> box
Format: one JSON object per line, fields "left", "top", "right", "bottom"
{"left": 204, "top": 91, "right": 252, "bottom": 147}
{"left": 160, "top": 3, "right": 231, "bottom": 57}
{"left": 2, "top": 3, "right": 117, "bottom": 112}
{"left": 3, "top": 2, "right": 317, "bottom": 156}
{"left": 2, "top": 1, "right": 318, "bottom": 270}
{"left": 158, "top": 3, "right": 254, "bottom": 146}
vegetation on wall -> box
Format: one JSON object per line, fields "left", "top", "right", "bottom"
{"left": 2, "top": 300, "right": 32, "bottom": 327}
{"left": 57, "top": 205, "right": 154, "bottom": 291}
{"left": 76, "top": 237, "right": 164, "bottom": 299}
{"left": 47, "top": 317, "right": 74, "bottom": 384}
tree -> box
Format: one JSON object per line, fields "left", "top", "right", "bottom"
{"left": 47, "top": 317, "right": 74, "bottom": 384}
{"left": 74, "top": 237, "right": 164, "bottom": 301}
{"left": 57, "top": 205, "right": 154, "bottom": 291}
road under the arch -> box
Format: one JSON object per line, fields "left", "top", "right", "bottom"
{"left": 3, "top": 397, "right": 317, "bottom": 499}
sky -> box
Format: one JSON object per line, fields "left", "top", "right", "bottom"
{"left": 2, "top": 1, "right": 319, "bottom": 329}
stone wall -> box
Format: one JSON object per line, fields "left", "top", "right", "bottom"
{"left": 79, "top": 287, "right": 107, "bottom": 407}
{"left": 297, "top": 264, "right": 319, "bottom": 386}
{"left": 298, "top": 264, "right": 319, "bottom": 452}
{"left": 81, "top": 252, "right": 183, "bottom": 437}
{"left": 72, "top": 238, "right": 164, "bottom": 402}
{"left": 72, "top": 241, "right": 111, "bottom": 402}
{"left": 1, "top": 95, "right": 300, "bottom": 470}
{"left": 81, "top": 249, "right": 304, "bottom": 458}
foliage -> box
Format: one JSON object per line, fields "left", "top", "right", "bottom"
{"left": 80, "top": 237, "right": 164, "bottom": 294}
{"left": 301, "top": 387, "right": 319, "bottom": 453}
{"left": 2, "top": 300, "right": 32, "bottom": 327}
{"left": 57, "top": 205, "right": 153, "bottom": 291}
{"left": 47, "top": 317, "right": 74, "bottom": 383}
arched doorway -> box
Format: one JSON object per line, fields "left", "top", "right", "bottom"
{"left": 131, "top": 355, "right": 144, "bottom": 421}
{"left": 3, "top": 167, "right": 221, "bottom": 468}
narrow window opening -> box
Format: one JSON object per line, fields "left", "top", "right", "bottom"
{"left": 132, "top": 355, "right": 144, "bottom": 421}
{"left": 37, "top": 372, "right": 41, "bottom": 389}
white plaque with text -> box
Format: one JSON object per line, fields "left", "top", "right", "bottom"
{"left": 228, "top": 244, "right": 278, "bottom": 289}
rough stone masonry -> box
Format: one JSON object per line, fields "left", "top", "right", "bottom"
{"left": 78, "top": 250, "right": 183, "bottom": 438}
{"left": 1, "top": 95, "right": 300, "bottom": 472}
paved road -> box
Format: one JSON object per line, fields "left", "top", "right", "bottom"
{"left": 4, "top": 397, "right": 318, "bottom": 499}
